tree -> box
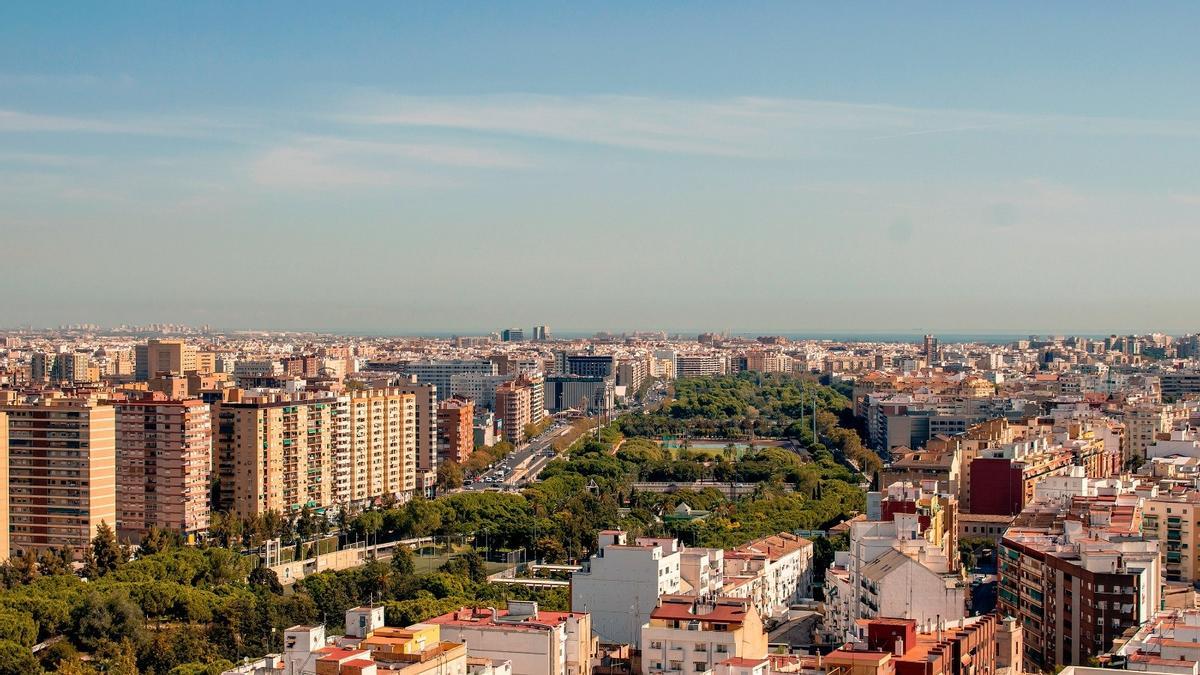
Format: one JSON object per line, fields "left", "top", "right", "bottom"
{"left": 84, "top": 522, "right": 124, "bottom": 578}
{"left": 391, "top": 547, "right": 415, "bottom": 577}
{"left": 437, "top": 460, "right": 464, "bottom": 492}
{"left": 0, "top": 609, "right": 35, "bottom": 647}
{"left": 11, "top": 551, "right": 38, "bottom": 584}
{"left": 139, "top": 526, "right": 173, "bottom": 555}
{"left": 0, "top": 639, "right": 42, "bottom": 675}
{"left": 355, "top": 511, "right": 384, "bottom": 552}
{"left": 248, "top": 566, "right": 283, "bottom": 595}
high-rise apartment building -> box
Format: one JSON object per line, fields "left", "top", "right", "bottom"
{"left": 213, "top": 390, "right": 346, "bottom": 518}
{"left": 2, "top": 398, "right": 117, "bottom": 553}
{"left": 532, "top": 325, "right": 550, "bottom": 341}
{"left": 436, "top": 397, "right": 475, "bottom": 464}
{"left": 390, "top": 379, "right": 438, "bottom": 489}
{"left": 494, "top": 379, "right": 531, "bottom": 445}
{"left": 616, "top": 357, "right": 648, "bottom": 392}
{"left": 924, "top": 334, "right": 939, "bottom": 364}
{"left": 135, "top": 339, "right": 198, "bottom": 380}
{"left": 344, "top": 388, "right": 416, "bottom": 507}
{"left": 115, "top": 393, "right": 212, "bottom": 541}
{"left": 494, "top": 372, "right": 550, "bottom": 445}
{"left": 0, "top": 412, "right": 8, "bottom": 562}
{"left": 674, "top": 354, "right": 728, "bottom": 378}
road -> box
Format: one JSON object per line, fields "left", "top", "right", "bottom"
{"left": 463, "top": 381, "right": 668, "bottom": 492}
{"left": 463, "top": 422, "right": 575, "bottom": 491}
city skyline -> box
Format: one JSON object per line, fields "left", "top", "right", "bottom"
{"left": 5, "top": 3, "right": 1200, "bottom": 331}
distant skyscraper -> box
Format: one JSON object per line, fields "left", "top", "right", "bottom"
{"left": 501, "top": 328, "right": 525, "bottom": 342}
{"left": 532, "top": 325, "right": 550, "bottom": 341}
{"left": 923, "top": 334, "right": 939, "bottom": 365}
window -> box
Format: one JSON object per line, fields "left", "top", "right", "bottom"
{"left": 695, "top": 664, "right": 707, "bottom": 672}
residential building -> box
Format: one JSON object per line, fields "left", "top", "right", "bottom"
{"left": 824, "top": 614, "right": 1008, "bottom": 675}
{"left": 617, "top": 358, "right": 648, "bottom": 393}
{"left": 1141, "top": 490, "right": 1200, "bottom": 583}
{"left": 493, "top": 373, "right": 544, "bottom": 445}
{"left": 2, "top": 398, "right": 117, "bottom": 553}
{"left": 835, "top": 513, "right": 967, "bottom": 644}
{"left": 721, "top": 532, "right": 814, "bottom": 621}
{"left": 675, "top": 354, "right": 728, "bottom": 378}
{"left": 213, "top": 390, "right": 346, "bottom": 517}
{"left": 0, "top": 412, "right": 7, "bottom": 561}
{"left": 391, "top": 379, "right": 439, "bottom": 492}
{"left": 437, "top": 397, "right": 475, "bottom": 465}
{"left": 641, "top": 597, "right": 767, "bottom": 675}
{"left": 1108, "top": 608, "right": 1200, "bottom": 673}
{"left": 135, "top": 338, "right": 197, "bottom": 380}
{"left": 998, "top": 492, "right": 1161, "bottom": 670}
{"left": 571, "top": 530, "right": 682, "bottom": 648}
{"left": 114, "top": 393, "right": 211, "bottom": 541}
{"left": 345, "top": 388, "right": 417, "bottom": 507}
{"left": 427, "top": 601, "right": 593, "bottom": 675}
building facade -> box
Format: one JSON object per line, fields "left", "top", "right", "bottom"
{"left": 2, "top": 398, "right": 117, "bottom": 553}
{"left": 115, "top": 394, "right": 212, "bottom": 541}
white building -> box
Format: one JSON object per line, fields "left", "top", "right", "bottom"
{"left": 640, "top": 597, "right": 767, "bottom": 675}
{"left": 721, "top": 532, "right": 814, "bottom": 621}
{"left": 427, "top": 602, "right": 593, "bottom": 675}
{"left": 571, "top": 530, "right": 682, "bottom": 647}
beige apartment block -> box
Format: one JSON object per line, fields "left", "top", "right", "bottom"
{"left": 2, "top": 399, "right": 117, "bottom": 553}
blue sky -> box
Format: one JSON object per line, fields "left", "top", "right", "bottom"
{"left": 3, "top": 2, "right": 1199, "bottom": 333}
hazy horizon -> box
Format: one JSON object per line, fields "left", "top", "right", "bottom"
{"left": 4, "top": 3, "right": 1200, "bottom": 331}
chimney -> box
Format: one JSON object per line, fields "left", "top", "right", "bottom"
{"left": 894, "top": 637, "right": 904, "bottom": 657}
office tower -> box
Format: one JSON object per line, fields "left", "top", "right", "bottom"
{"left": 390, "top": 379, "right": 439, "bottom": 492}
{"left": 532, "top": 325, "right": 550, "bottom": 341}
{"left": 500, "top": 328, "right": 525, "bottom": 342}
{"left": 400, "top": 359, "right": 497, "bottom": 401}
{"left": 564, "top": 353, "right": 616, "bottom": 378}
{"left": 344, "top": 388, "right": 416, "bottom": 507}
{"left": 544, "top": 375, "right": 614, "bottom": 414}
{"left": 923, "top": 334, "right": 939, "bottom": 364}
{"left": 2, "top": 399, "right": 117, "bottom": 553}
{"left": 135, "top": 338, "right": 198, "bottom": 380}
{"left": 213, "top": 391, "right": 345, "bottom": 518}
{"left": 115, "top": 393, "right": 212, "bottom": 542}
{"left": 436, "top": 397, "right": 475, "bottom": 464}
{"left": 0, "top": 412, "right": 7, "bottom": 561}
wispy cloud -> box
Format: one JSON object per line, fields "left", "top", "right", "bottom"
{"left": 339, "top": 93, "right": 1200, "bottom": 157}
